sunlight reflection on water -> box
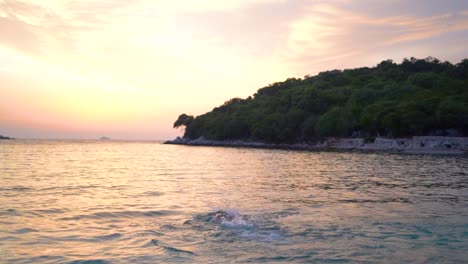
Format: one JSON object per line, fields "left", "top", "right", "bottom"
{"left": 1, "top": 140, "right": 467, "bottom": 263}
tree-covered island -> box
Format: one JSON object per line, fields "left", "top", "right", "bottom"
{"left": 173, "top": 57, "right": 468, "bottom": 144}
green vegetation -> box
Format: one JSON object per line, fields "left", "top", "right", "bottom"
{"left": 174, "top": 57, "right": 468, "bottom": 143}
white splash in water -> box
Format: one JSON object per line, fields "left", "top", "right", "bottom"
{"left": 213, "top": 208, "right": 253, "bottom": 227}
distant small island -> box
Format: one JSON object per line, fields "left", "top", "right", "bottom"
{"left": 0, "top": 135, "right": 14, "bottom": 140}
{"left": 100, "top": 136, "right": 111, "bottom": 141}
{"left": 166, "top": 57, "right": 468, "bottom": 154}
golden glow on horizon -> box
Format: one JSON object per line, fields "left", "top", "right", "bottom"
{"left": 0, "top": 0, "right": 467, "bottom": 139}
{"left": 1, "top": 47, "right": 160, "bottom": 123}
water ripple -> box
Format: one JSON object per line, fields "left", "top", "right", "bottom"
{"left": 1, "top": 140, "right": 467, "bottom": 263}
{"left": 59, "top": 210, "right": 175, "bottom": 221}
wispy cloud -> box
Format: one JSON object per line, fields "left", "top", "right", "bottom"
{"left": 0, "top": 15, "right": 40, "bottom": 54}
{"left": 282, "top": 2, "right": 468, "bottom": 73}
{"left": 0, "top": 0, "right": 86, "bottom": 56}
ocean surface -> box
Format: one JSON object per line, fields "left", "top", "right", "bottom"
{"left": 1, "top": 140, "right": 467, "bottom": 263}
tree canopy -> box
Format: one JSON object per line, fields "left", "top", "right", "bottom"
{"left": 174, "top": 57, "right": 468, "bottom": 143}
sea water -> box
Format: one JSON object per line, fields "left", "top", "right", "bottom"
{"left": 0, "top": 140, "right": 467, "bottom": 263}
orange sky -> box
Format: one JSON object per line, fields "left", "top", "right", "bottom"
{"left": 1, "top": 0, "right": 468, "bottom": 139}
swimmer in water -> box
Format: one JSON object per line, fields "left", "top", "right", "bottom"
{"left": 206, "top": 209, "right": 253, "bottom": 227}
{"left": 213, "top": 210, "right": 234, "bottom": 223}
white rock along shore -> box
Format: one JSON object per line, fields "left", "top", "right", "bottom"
{"left": 165, "top": 136, "right": 468, "bottom": 155}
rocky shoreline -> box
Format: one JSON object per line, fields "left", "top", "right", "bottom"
{"left": 164, "top": 136, "right": 468, "bottom": 155}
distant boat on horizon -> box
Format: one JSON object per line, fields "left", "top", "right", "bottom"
{"left": 99, "top": 136, "right": 111, "bottom": 141}
{"left": 0, "top": 135, "right": 14, "bottom": 140}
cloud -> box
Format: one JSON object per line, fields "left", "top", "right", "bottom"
{"left": 0, "top": 16, "right": 41, "bottom": 54}
{"left": 136, "top": 0, "right": 286, "bottom": 13}
{"left": 0, "top": 0, "right": 142, "bottom": 56}
{"left": 283, "top": 2, "right": 468, "bottom": 73}
{"left": 0, "top": 0, "right": 76, "bottom": 55}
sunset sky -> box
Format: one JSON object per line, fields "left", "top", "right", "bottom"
{"left": 1, "top": 0, "right": 468, "bottom": 139}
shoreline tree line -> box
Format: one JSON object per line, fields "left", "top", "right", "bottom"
{"left": 174, "top": 57, "right": 468, "bottom": 143}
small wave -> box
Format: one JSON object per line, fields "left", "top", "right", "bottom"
{"left": 37, "top": 233, "right": 123, "bottom": 243}
{"left": 163, "top": 245, "right": 195, "bottom": 255}
{"left": 14, "top": 228, "right": 38, "bottom": 234}
{"left": 239, "top": 229, "right": 283, "bottom": 241}
{"left": 67, "top": 260, "right": 110, "bottom": 264}
{"left": 338, "top": 198, "right": 411, "bottom": 203}
{"left": 143, "top": 239, "right": 195, "bottom": 255}
{"left": 94, "top": 233, "right": 122, "bottom": 241}
{"left": 35, "top": 208, "right": 67, "bottom": 214}
{"left": 0, "top": 235, "right": 20, "bottom": 241}
{"left": 141, "top": 238, "right": 162, "bottom": 248}
{"left": 0, "top": 186, "right": 33, "bottom": 192}
{"left": 160, "top": 224, "right": 177, "bottom": 230}
{"left": 59, "top": 210, "right": 174, "bottom": 221}
{"left": 247, "top": 254, "right": 313, "bottom": 262}
{"left": 39, "top": 185, "right": 101, "bottom": 191}
{"left": 140, "top": 191, "right": 164, "bottom": 197}
{"left": 0, "top": 209, "right": 20, "bottom": 216}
